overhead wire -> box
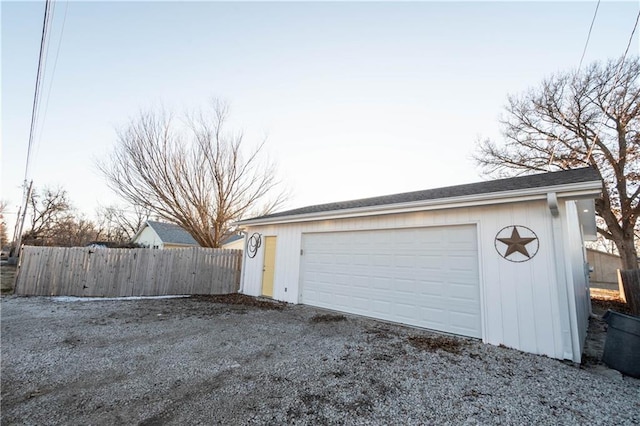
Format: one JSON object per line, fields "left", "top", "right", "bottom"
{"left": 14, "top": 0, "right": 52, "bottom": 247}
{"left": 585, "top": 5, "right": 640, "bottom": 163}
{"left": 24, "top": 0, "right": 53, "bottom": 183}
{"left": 609, "top": 7, "right": 640, "bottom": 90}
{"left": 620, "top": 9, "right": 640, "bottom": 66}
{"left": 33, "top": 0, "right": 70, "bottom": 165}
{"left": 578, "top": 0, "right": 601, "bottom": 71}
{"left": 549, "top": 0, "right": 601, "bottom": 170}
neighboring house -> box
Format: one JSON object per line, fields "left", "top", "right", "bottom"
{"left": 132, "top": 221, "right": 200, "bottom": 249}
{"left": 237, "top": 167, "right": 601, "bottom": 363}
{"left": 221, "top": 234, "right": 245, "bottom": 251}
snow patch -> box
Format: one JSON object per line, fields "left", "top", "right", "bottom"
{"left": 51, "top": 295, "right": 191, "bottom": 302}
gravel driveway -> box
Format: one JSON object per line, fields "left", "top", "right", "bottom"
{"left": 1, "top": 295, "right": 639, "bottom": 425}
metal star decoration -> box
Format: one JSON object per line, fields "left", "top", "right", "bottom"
{"left": 497, "top": 226, "right": 537, "bottom": 259}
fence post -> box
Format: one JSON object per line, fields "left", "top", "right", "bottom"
{"left": 617, "top": 269, "right": 627, "bottom": 303}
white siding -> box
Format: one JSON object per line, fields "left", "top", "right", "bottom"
{"left": 133, "top": 226, "right": 164, "bottom": 249}
{"left": 240, "top": 198, "right": 587, "bottom": 362}
{"left": 222, "top": 238, "right": 245, "bottom": 251}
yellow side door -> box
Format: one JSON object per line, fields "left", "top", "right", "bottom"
{"left": 261, "top": 236, "right": 276, "bottom": 297}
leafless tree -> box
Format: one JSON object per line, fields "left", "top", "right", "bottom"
{"left": 23, "top": 187, "right": 72, "bottom": 245}
{"left": 98, "top": 100, "right": 288, "bottom": 248}
{"left": 0, "top": 200, "right": 9, "bottom": 248}
{"left": 52, "top": 215, "right": 99, "bottom": 247}
{"left": 21, "top": 187, "right": 100, "bottom": 247}
{"left": 95, "top": 204, "right": 152, "bottom": 243}
{"left": 475, "top": 57, "right": 639, "bottom": 269}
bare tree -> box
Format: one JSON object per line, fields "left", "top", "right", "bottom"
{"left": 52, "top": 215, "right": 99, "bottom": 247}
{"left": 98, "top": 100, "right": 288, "bottom": 248}
{"left": 475, "top": 57, "right": 639, "bottom": 269}
{"left": 23, "top": 187, "right": 72, "bottom": 245}
{"left": 22, "top": 187, "right": 100, "bottom": 247}
{"left": 0, "top": 200, "right": 9, "bottom": 248}
{"left": 95, "top": 204, "right": 151, "bottom": 243}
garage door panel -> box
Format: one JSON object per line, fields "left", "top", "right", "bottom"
{"left": 449, "top": 284, "right": 480, "bottom": 300}
{"left": 421, "top": 282, "right": 445, "bottom": 296}
{"left": 420, "top": 305, "right": 445, "bottom": 318}
{"left": 395, "top": 304, "right": 419, "bottom": 320}
{"left": 300, "top": 225, "right": 482, "bottom": 338}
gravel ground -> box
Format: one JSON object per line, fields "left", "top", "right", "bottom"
{"left": 1, "top": 295, "right": 639, "bottom": 425}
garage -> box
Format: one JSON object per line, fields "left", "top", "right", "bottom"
{"left": 299, "top": 226, "right": 481, "bottom": 337}
{"left": 237, "top": 167, "right": 602, "bottom": 362}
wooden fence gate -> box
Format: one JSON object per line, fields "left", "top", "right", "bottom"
{"left": 14, "top": 246, "right": 242, "bottom": 297}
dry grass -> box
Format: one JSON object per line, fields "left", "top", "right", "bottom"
{"left": 193, "top": 293, "right": 287, "bottom": 310}
{"left": 1, "top": 264, "right": 17, "bottom": 294}
{"left": 310, "top": 314, "right": 347, "bottom": 323}
{"left": 590, "top": 289, "right": 631, "bottom": 316}
{"left": 407, "top": 335, "right": 466, "bottom": 355}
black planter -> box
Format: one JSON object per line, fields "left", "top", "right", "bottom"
{"left": 602, "top": 310, "right": 640, "bottom": 378}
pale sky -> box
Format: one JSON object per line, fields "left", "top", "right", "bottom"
{"left": 1, "top": 1, "right": 638, "bottom": 235}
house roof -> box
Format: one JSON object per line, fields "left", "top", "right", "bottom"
{"left": 145, "top": 221, "right": 200, "bottom": 246}
{"left": 222, "top": 234, "right": 244, "bottom": 245}
{"left": 238, "top": 167, "right": 602, "bottom": 225}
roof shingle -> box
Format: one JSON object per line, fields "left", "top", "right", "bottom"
{"left": 147, "top": 221, "right": 200, "bottom": 246}
{"left": 249, "top": 167, "right": 601, "bottom": 221}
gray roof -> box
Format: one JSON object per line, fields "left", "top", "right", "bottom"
{"left": 147, "top": 221, "right": 200, "bottom": 246}
{"left": 249, "top": 167, "right": 601, "bottom": 221}
{"left": 222, "top": 234, "right": 244, "bottom": 245}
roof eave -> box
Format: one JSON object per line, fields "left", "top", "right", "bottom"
{"left": 236, "top": 180, "right": 602, "bottom": 226}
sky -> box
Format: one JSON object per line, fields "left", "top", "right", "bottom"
{"left": 1, "top": 1, "right": 638, "bottom": 237}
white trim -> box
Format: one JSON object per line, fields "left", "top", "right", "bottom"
{"left": 547, "top": 192, "right": 559, "bottom": 217}
{"left": 237, "top": 181, "right": 601, "bottom": 226}
{"left": 239, "top": 234, "right": 248, "bottom": 294}
{"left": 475, "top": 220, "right": 488, "bottom": 344}
{"left": 549, "top": 204, "right": 574, "bottom": 360}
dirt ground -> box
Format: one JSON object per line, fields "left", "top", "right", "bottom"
{"left": 1, "top": 294, "right": 639, "bottom": 425}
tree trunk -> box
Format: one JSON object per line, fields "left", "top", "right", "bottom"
{"left": 615, "top": 235, "right": 639, "bottom": 270}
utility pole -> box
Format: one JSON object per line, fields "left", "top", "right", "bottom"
{"left": 9, "top": 180, "right": 33, "bottom": 264}
{"left": 11, "top": 206, "right": 21, "bottom": 249}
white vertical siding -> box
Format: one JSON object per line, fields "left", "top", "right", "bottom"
{"left": 564, "top": 201, "right": 591, "bottom": 361}
{"left": 241, "top": 198, "right": 587, "bottom": 361}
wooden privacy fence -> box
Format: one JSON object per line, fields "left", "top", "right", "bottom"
{"left": 618, "top": 269, "right": 640, "bottom": 316}
{"left": 14, "top": 246, "right": 242, "bottom": 297}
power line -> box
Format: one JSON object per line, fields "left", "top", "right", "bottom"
{"left": 34, "top": 0, "right": 70, "bottom": 164}
{"left": 13, "top": 0, "right": 52, "bottom": 252}
{"left": 620, "top": 9, "right": 640, "bottom": 66}
{"left": 550, "top": 0, "right": 602, "bottom": 170}
{"left": 578, "top": 0, "right": 601, "bottom": 71}
{"left": 585, "top": 7, "right": 640, "bottom": 164}
{"left": 608, "top": 8, "right": 640, "bottom": 91}
{"left": 24, "top": 0, "right": 53, "bottom": 183}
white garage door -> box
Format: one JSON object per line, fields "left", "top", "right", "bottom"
{"left": 300, "top": 225, "right": 482, "bottom": 338}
